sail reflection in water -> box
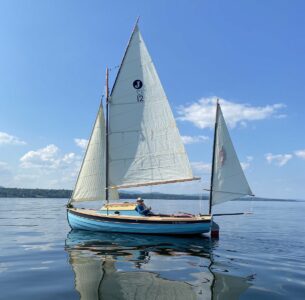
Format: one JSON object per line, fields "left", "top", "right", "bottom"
{"left": 65, "top": 230, "right": 251, "bottom": 299}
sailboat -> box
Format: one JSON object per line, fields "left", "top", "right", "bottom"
{"left": 67, "top": 20, "right": 253, "bottom": 235}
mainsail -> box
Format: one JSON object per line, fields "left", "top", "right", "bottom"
{"left": 71, "top": 23, "right": 196, "bottom": 203}
{"left": 211, "top": 102, "right": 253, "bottom": 206}
{"left": 108, "top": 24, "right": 196, "bottom": 189}
{"left": 71, "top": 105, "right": 119, "bottom": 202}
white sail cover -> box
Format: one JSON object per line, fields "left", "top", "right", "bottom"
{"left": 108, "top": 25, "right": 195, "bottom": 188}
{"left": 72, "top": 105, "right": 119, "bottom": 202}
{"left": 212, "top": 104, "right": 252, "bottom": 205}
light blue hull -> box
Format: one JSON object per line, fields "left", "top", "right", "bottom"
{"left": 67, "top": 209, "right": 211, "bottom": 235}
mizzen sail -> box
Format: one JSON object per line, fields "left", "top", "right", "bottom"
{"left": 211, "top": 103, "right": 253, "bottom": 206}
{"left": 108, "top": 25, "right": 196, "bottom": 189}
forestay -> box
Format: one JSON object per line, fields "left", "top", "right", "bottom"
{"left": 108, "top": 25, "right": 196, "bottom": 189}
{"left": 212, "top": 104, "right": 252, "bottom": 205}
{"left": 71, "top": 105, "right": 119, "bottom": 202}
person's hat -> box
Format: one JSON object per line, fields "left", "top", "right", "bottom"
{"left": 136, "top": 197, "right": 143, "bottom": 202}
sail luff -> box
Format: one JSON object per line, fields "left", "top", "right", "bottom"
{"left": 209, "top": 99, "right": 219, "bottom": 214}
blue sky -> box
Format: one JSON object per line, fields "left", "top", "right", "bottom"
{"left": 0, "top": 0, "right": 304, "bottom": 199}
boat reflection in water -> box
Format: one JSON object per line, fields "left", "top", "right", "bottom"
{"left": 65, "top": 230, "right": 251, "bottom": 300}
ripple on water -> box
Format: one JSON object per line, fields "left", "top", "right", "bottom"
{"left": 0, "top": 198, "right": 305, "bottom": 300}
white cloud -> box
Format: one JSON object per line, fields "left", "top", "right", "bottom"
{"left": 20, "top": 144, "right": 80, "bottom": 170}
{"left": 240, "top": 162, "right": 250, "bottom": 170}
{"left": 265, "top": 153, "right": 292, "bottom": 166}
{"left": 0, "top": 161, "right": 9, "bottom": 171}
{"left": 16, "top": 144, "right": 82, "bottom": 188}
{"left": 74, "top": 138, "right": 88, "bottom": 150}
{"left": 20, "top": 144, "right": 60, "bottom": 169}
{"left": 241, "top": 156, "right": 253, "bottom": 170}
{"left": 62, "top": 153, "right": 77, "bottom": 164}
{"left": 294, "top": 150, "right": 305, "bottom": 160}
{"left": 177, "top": 97, "right": 286, "bottom": 129}
{"left": 0, "top": 131, "right": 26, "bottom": 145}
{"left": 191, "top": 162, "right": 211, "bottom": 173}
{"left": 181, "top": 135, "right": 209, "bottom": 144}
{"left": 13, "top": 174, "right": 40, "bottom": 184}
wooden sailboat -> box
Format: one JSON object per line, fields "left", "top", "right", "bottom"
{"left": 67, "top": 21, "right": 253, "bottom": 235}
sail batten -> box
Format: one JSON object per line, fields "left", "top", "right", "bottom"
{"left": 211, "top": 103, "right": 252, "bottom": 206}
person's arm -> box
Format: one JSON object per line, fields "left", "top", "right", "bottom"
{"left": 136, "top": 204, "right": 145, "bottom": 214}
{"left": 143, "top": 204, "right": 151, "bottom": 211}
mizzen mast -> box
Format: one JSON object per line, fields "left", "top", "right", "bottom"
{"left": 209, "top": 99, "right": 220, "bottom": 215}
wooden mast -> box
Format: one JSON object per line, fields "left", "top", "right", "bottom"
{"left": 105, "top": 67, "right": 109, "bottom": 215}
{"left": 209, "top": 99, "right": 219, "bottom": 215}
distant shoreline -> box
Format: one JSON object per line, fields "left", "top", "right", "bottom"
{"left": 0, "top": 187, "right": 303, "bottom": 202}
{"left": 0, "top": 187, "right": 207, "bottom": 200}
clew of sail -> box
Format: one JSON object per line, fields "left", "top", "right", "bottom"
{"left": 108, "top": 25, "right": 197, "bottom": 189}
{"left": 212, "top": 103, "right": 253, "bottom": 206}
{"left": 71, "top": 105, "right": 119, "bottom": 202}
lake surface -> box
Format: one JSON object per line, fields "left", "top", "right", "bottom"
{"left": 0, "top": 198, "right": 304, "bottom": 299}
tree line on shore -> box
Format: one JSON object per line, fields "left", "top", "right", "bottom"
{"left": 0, "top": 187, "right": 208, "bottom": 200}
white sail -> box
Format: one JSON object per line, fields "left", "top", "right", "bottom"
{"left": 108, "top": 25, "right": 196, "bottom": 189}
{"left": 72, "top": 105, "right": 119, "bottom": 202}
{"left": 212, "top": 104, "right": 252, "bottom": 205}
{"left": 70, "top": 252, "right": 105, "bottom": 300}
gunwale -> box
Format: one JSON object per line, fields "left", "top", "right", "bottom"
{"left": 68, "top": 208, "right": 212, "bottom": 224}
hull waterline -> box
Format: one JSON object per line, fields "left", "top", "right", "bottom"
{"left": 67, "top": 208, "right": 212, "bottom": 235}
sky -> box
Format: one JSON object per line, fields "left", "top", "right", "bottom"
{"left": 0, "top": 0, "right": 305, "bottom": 199}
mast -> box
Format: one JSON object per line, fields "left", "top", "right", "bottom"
{"left": 106, "top": 18, "right": 138, "bottom": 204}
{"left": 209, "top": 99, "right": 219, "bottom": 215}
{"left": 105, "top": 67, "right": 110, "bottom": 212}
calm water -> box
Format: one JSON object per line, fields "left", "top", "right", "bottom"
{"left": 0, "top": 198, "right": 305, "bottom": 300}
